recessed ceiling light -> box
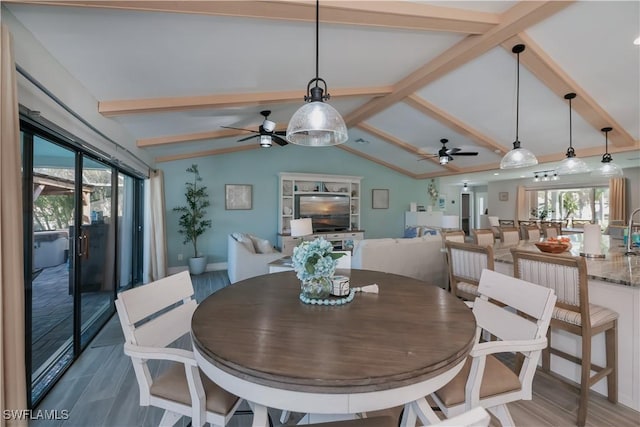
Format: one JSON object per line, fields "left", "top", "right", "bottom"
{"left": 520, "top": 175, "right": 526, "bottom": 178}
{"left": 634, "top": 36, "right": 640, "bottom": 46}
{"left": 493, "top": 172, "right": 500, "bottom": 176}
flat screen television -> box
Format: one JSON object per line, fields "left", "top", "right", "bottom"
{"left": 295, "top": 194, "right": 350, "bottom": 232}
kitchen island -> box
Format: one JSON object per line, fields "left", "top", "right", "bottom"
{"left": 491, "top": 234, "right": 639, "bottom": 411}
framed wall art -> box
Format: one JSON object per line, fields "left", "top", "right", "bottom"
{"left": 372, "top": 189, "right": 389, "bottom": 209}
{"left": 499, "top": 192, "right": 509, "bottom": 202}
{"left": 225, "top": 184, "right": 253, "bottom": 210}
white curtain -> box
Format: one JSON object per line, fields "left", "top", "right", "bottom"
{"left": 145, "top": 169, "right": 167, "bottom": 282}
{"left": 0, "top": 24, "right": 27, "bottom": 424}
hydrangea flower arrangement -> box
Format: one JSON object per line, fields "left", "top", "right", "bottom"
{"left": 292, "top": 237, "right": 343, "bottom": 282}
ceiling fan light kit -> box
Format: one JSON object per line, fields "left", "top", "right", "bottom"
{"left": 286, "top": 0, "right": 348, "bottom": 147}
{"left": 221, "top": 110, "right": 288, "bottom": 147}
{"left": 591, "top": 126, "right": 623, "bottom": 177}
{"left": 500, "top": 44, "right": 538, "bottom": 170}
{"left": 556, "top": 92, "right": 590, "bottom": 175}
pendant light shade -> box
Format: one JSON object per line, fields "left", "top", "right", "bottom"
{"left": 591, "top": 127, "right": 623, "bottom": 177}
{"left": 556, "top": 93, "right": 590, "bottom": 175}
{"left": 500, "top": 44, "right": 538, "bottom": 169}
{"left": 286, "top": 0, "right": 348, "bottom": 146}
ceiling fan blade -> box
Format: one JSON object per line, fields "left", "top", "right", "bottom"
{"left": 237, "top": 134, "right": 259, "bottom": 142}
{"left": 452, "top": 152, "right": 478, "bottom": 156}
{"left": 445, "top": 147, "right": 461, "bottom": 154}
{"left": 221, "top": 125, "right": 259, "bottom": 133}
{"left": 272, "top": 135, "right": 289, "bottom": 146}
{"left": 274, "top": 130, "right": 287, "bottom": 136}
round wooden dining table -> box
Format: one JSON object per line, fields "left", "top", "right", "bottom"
{"left": 191, "top": 269, "right": 476, "bottom": 426}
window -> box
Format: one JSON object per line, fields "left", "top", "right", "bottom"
{"left": 525, "top": 185, "right": 610, "bottom": 227}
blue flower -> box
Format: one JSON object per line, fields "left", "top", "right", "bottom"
{"left": 292, "top": 237, "right": 342, "bottom": 282}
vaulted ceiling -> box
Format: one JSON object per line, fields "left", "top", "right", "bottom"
{"left": 4, "top": 0, "right": 640, "bottom": 182}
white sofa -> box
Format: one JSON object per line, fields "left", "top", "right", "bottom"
{"left": 227, "top": 233, "right": 283, "bottom": 284}
{"left": 351, "top": 233, "right": 447, "bottom": 288}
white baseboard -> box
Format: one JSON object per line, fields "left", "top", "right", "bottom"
{"left": 168, "top": 262, "right": 227, "bottom": 276}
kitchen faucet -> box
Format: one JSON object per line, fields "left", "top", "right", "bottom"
{"left": 625, "top": 207, "right": 640, "bottom": 255}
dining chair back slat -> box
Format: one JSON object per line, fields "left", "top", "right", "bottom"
{"left": 498, "top": 227, "right": 519, "bottom": 245}
{"left": 471, "top": 229, "right": 494, "bottom": 246}
{"left": 445, "top": 241, "right": 494, "bottom": 301}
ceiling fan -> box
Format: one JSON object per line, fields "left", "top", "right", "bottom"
{"left": 418, "top": 138, "right": 478, "bottom": 165}
{"left": 221, "top": 110, "right": 288, "bottom": 147}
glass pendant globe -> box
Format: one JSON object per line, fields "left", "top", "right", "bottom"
{"left": 286, "top": 101, "right": 348, "bottom": 146}
{"left": 556, "top": 156, "right": 590, "bottom": 175}
{"left": 500, "top": 147, "right": 538, "bottom": 169}
{"left": 591, "top": 162, "right": 623, "bottom": 177}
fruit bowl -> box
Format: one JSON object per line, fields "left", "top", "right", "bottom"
{"left": 535, "top": 241, "right": 570, "bottom": 253}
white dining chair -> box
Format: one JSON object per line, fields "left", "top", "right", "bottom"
{"left": 429, "top": 269, "right": 557, "bottom": 426}
{"left": 115, "top": 271, "right": 245, "bottom": 427}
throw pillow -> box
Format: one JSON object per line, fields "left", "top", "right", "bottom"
{"left": 235, "top": 233, "right": 256, "bottom": 253}
{"left": 248, "top": 234, "right": 276, "bottom": 254}
{"left": 404, "top": 226, "right": 421, "bottom": 238}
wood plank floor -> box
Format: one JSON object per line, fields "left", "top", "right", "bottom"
{"left": 32, "top": 270, "right": 640, "bottom": 427}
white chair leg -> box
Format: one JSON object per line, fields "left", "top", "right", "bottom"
{"left": 159, "top": 410, "right": 182, "bottom": 427}
{"left": 400, "top": 403, "right": 418, "bottom": 427}
{"left": 488, "top": 404, "right": 515, "bottom": 427}
{"left": 280, "top": 410, "right": 290, "bottom": 423}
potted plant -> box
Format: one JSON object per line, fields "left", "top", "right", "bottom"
{"left": 174, "top": 164, "right": 212, "bottom": 275}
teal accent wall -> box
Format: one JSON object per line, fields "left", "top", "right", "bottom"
{"left": 162, "top": 145, "right": 435, "bottom": 267}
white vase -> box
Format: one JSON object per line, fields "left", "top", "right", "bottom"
{"left": 188, "top": 256, "right": 207, "bottom": 275}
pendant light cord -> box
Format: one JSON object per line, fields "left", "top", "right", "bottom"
{"left": 515, "top": 50, "right": 520, "bottom": 142}
{"left": 568, "top": 96, "right": 573, "bottom": 149}
{"left": 315, "top": 0, "right": 319, "bottom": 87}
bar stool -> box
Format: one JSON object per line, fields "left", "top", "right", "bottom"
{"left": 471, "top": 228, "right": 495, "bottom": 246}
{"left": 511, "top": 249, "right": 618, "bottom": 426}
{"left": 445, "top": 241, "right": 494, "bottom": 301}
{"left": 498, "top": 226, "right": 519, "bottom": 245}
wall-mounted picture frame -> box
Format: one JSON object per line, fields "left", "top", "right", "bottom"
{"left": 372, "top": 189, "right": 389, "bottom": 209}
{"left": 225, "top": 184, "right": 253, "bottom": 210}
{"left": 499, "top": 191, "right": 509, "bottom": 202}
{"left": 438, "top": 196, "right": 446, "bottom": 211}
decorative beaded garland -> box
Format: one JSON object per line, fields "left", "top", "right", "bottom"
{"left": 299, "top": 289, "right": 357, "bottom": 305}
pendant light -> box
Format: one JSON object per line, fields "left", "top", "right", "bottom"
{"left": 286, "top": 0, "right": 348, "bottom": 147}
{"left": 556, "top": 93, "right": 590, "bottom": 175}
{"left": 500, "top": 44, "right": 538, "bottom": 169}
{"left": 591, "top": 127, "right": 623, "bottom": 177}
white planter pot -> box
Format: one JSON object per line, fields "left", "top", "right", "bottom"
{"left": 188, "top": 256, "right": 207, "bottom": 275}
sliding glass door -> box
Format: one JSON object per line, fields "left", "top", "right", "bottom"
{"left": 29, "top": 133, "right": 76, "bottom": 402}
{"left": 22, "top": 120, "right": 144, "bottom": 406}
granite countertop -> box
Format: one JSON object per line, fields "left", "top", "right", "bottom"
{"left": 492, "top": 234, "right": 640, "bottom": 288}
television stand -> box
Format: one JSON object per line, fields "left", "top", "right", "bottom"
{"left": 277, "top": 230, "right": 365, "bottom": 256}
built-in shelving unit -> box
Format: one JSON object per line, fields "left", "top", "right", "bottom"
{"left": 278, "top": 172, "right": 363, "bottom": 255}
